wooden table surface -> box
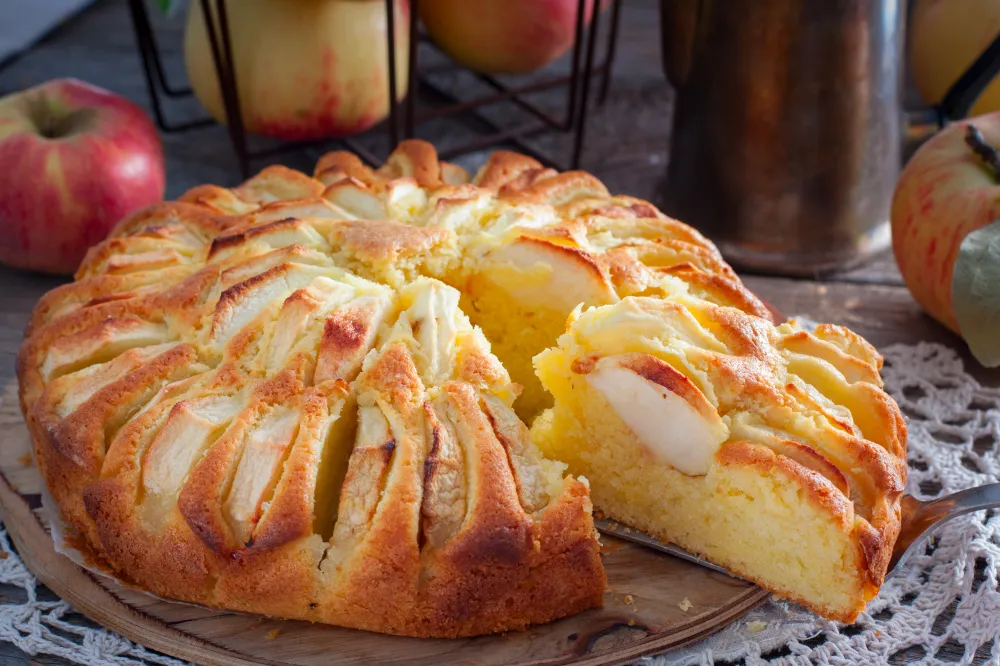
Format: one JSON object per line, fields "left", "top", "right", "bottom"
{"left": 0, "top": 0, "right": 996, "bottom": 664}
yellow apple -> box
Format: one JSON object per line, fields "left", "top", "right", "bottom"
{"left": 419, "top": 0, "right": 602, "bottom": 75}
{"left": 910, "top": 0, "right": 1000, "bottom": 116}
{"left": 185, "top": 0, "right": 409, "bottom": 141}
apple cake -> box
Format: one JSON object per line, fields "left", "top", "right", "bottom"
{"left": 17, "top": 140, "right": 905, "bottom": 635}
{"left": 532, "top": 297, "right": 907, "bottom": 622}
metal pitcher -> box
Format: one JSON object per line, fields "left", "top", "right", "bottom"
{"left": 659, "top": 0, "right": 905, "bottom": 275}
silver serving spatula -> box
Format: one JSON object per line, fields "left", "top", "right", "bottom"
{"left": 595, "top": 482, "right": 1000, "bottom": 580}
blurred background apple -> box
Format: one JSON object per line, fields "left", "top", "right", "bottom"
{"left": 0, "top": 78, "right": 164, "bottom": 275}
{"left": 184, "top": 0, "right": 409, "bottom": 141}
{"left": 419, "top": 0, "right": 605, "bottom": 75}
{"left": 891, "top": 115, "right": 1000, "bottom": 366}
{"left": 910, "top": 0, "right": 1000, "bottom": 116}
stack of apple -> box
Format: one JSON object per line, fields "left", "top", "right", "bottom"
{"left": 182, "top": 0, "right": 600, "bottom": 141}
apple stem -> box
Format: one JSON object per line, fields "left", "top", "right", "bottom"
{"left": 41, "top": 112, "right": 55, "bottom": 139}
{"left": 966, "top": 125, "right": 1000, "bottom": 180}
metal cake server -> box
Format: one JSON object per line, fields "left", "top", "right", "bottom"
{"left": 595, "top": 482, "right": 1000, "bottom": 581}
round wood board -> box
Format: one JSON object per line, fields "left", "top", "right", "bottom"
{"left": 0, "top": 382, "right": 768, "bottom": 666}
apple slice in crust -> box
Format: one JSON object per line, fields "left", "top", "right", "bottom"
{"left": 578, "top": 353, "right": 728, "bottom": 476}
{"left": 394, "top": 279, "right": 461, "bottom": 385}
{"left": 223, "top": 406, "right": 302, "bottom": 546}
{"left": 141, "top": 393, "right": 244, "bottom": 523}
{"left": 482, "top": 236, "right": 618, "bottom": 313}
{"left": 41, "top": 318, "right": 170, "bottom": 382}
{"left": 420, "top": 393, "right": 468, "bottom": 549}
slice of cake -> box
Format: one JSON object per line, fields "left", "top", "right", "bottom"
{"left": 532, "top": 295, "right": 906, "bottom": 622}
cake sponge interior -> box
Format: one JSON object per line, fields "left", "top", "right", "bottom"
{"left": 532, "top": 295, "right": 905, "bottom": 623}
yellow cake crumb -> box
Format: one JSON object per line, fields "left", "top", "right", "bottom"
{"left": 530, "top": 295, "right": 902, "bottom": 623}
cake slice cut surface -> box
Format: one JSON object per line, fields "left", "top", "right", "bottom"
{"left": 532, "top": 296, "right": 906, "bottom": 623}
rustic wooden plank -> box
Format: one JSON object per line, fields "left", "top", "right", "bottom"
{"left": 827, "top": 250, "right": 906, "bottom": 286}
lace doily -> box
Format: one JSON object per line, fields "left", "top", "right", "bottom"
{"left": 1, "top": 342, "right": 998, "bottom": 666}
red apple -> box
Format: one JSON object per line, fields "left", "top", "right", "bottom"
{"left": 0, "top": 79, "right": 165, "bottom": 275}
{"left": 891, "top": 115, "right": 1000, "bottom": 366}
{"left": 184, "top": 0, "right": 410, "bottom": 141}
{"left": 420, "top": 0, "right": 603, "bottom": 75}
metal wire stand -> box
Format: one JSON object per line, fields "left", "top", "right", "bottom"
{"left": 127, "top": 0, "right": 621, "bottom": 178}
{"left": 386, "top": 0, "right": 622, "bottom": 170}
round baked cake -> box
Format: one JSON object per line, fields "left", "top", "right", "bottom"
{"left": 17, "top": 141, "right": 906, "bottom": 636}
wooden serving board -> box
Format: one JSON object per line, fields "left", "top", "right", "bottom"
{"left": 0, "top": 382, "right": 767, "bottom": 666}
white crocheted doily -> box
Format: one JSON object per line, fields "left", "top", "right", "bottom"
{"left": 1, "top": 342, "right": 998, "bottom": 666}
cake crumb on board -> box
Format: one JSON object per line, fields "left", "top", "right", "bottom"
{"left": 265, "top": 629, "right": 281, "bottom": 640}
{"left": 678, "top": 597, "right": 692, "bottom": 612}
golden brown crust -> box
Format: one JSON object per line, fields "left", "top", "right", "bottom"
{"left": 314, "top": 150, "right": 378, "bottom": 188}
{"left": 515, "top": 236, "right": 616, "bottom": 297}
{"left": 660, "top": 264, "right": 773, "bottom": 322}
{"left": 74, "top": 324, "right": 606, "bottom": 637}
{"left": 329, "top": 219, "right": 451, "bottom": 266}
{"left": 106, "top": 201, "right": 233, "bottom": 242}
{"left": 316, "top": 140, "right": 472, "bottom": 193}
{"left": 177, "top": 184, "right": 259, "bottom": 216}
{"left": 472, "top": 150, "right": 545, "bottom": 191}
{"left": 380, "top": 139, "right": 446, "bottom": 187}
{"left": 34, "top": 344, "right": 203, "bottom": 549}
{"left": 763, "top": 438, "right": 851, "bottom": 496}
{"left": 314, "top": 301, "right": 385, "bottom": 385}
{"left": 232, "top": 165, "right": 325, "bottom": 203}
{"left": 500, "top": 171, "right": 610, "bottom": 207}
{"left": 695, "top": 305, "right": 907, "bottom": 518}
